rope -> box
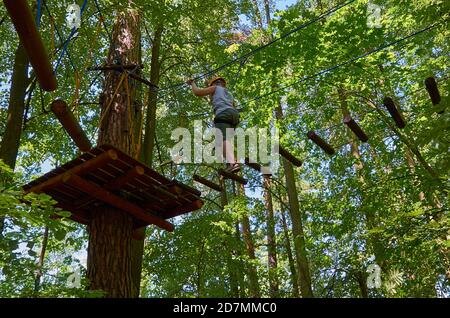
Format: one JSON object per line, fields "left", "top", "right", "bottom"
{"left": 94, "top": 72, "right": 127, "bottom": 136}
{"left": 36, "top": 0, "right": 42, "bottom": 29}
{"left": 160, "top": 0, "right": 357, "bottom": 91}
{"left": 42, "top": 0, "right": 77, "bottom": 71}
{"left": 241, "top": 18, "right": 446, "bottom": 107}
{"left": 54, "top": 0, "right": 89, "bottom": 73}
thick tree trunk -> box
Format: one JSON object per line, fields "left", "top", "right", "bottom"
{"left": 275, "top": 105, "right": 314, "bottom": 298}
{"left": 0, "top": 43, "right": 29, "bottom": 234}
{"left": 263, "top": 176, "right": 279, "bottom": 297}
{"left": 88, "top": 9, "right": 142, "bottom": 298}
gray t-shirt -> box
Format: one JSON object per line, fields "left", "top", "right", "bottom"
{"left": 212, "top": 86, "right": 234, "bottom": 116}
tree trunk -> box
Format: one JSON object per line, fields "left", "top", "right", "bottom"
{"left": 275, "top": 105, "right": 314, "bottom": 298}
{"left": 338, "top": 88, "right": 385, "bottom": 269}
{"left": 0, "top": 42, "right": 29, "bottom": 234}
{"left": 238, "top": 183, "right": 260, "bottom": 297}
{"left": 87, "top": 9, "right": 142, "bottom": 298}
{"left": 263, "top": 176, "right": 279, "bottom": 297}
{"left": 141, "top": 26, "right": 163, "bottom": 166}
{"left": 280, "top": 207, "right": 300, "bottom": 297}
{"left": 219, "top": 176, "right": 240, "bottom": 297}
{"left": 34, "top": 226, "right": 49, "bottom": 295}
{"left": 128, "top": 25, "right": 164, "bottom": 297}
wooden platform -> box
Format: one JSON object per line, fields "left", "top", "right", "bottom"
{"left": 23, "top": 145, "right": 203, "bottom": 232}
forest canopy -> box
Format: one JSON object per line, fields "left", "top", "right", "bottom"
{"left": 0, "top": 0, "right": 449, "bottom": 298}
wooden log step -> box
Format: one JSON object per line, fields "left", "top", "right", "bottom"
{"left": 3, "top": 0, "right": 57, "bottom": 91}
{"left": 343, "top": 115, "right": 369, "bottom": 142}
{"left": 383, "top": 97, "right": 406, "bottom": 128}
{"left": 218, "top": 169, "right": 248, "bottom": 185}
{"left": 193, "top": 175, "right": 223, "bottom": 192}
{"left": 307, "top": 131, "right": 335, "bottom": 155}
{"left": 244, "top": 158, "right": 262, "bottom": 172}
{"left": 51, "top": 100, "right": 92, "bottom": 152}
{"left": 424, "top": 77, "right": 441, "bottom": 106}
{"left": 279, "top": 146, "right": 303, "bottom": 167}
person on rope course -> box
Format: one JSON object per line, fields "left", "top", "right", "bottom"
{"left": 187, "top": 76, "right": 240, "bottom": 173}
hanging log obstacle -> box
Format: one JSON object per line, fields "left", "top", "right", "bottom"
{"left": 343, "top": 115, "right": 369, "bottom": 142}
{"left": 424, "top": 77, "right": 444, "bottom": 114}
{"left": 424, "top": 77, "right": 441, "bottom": 105}
{"left": 383, "top": 97, "right": 406, "bottom": 128}
{"left": 307, "top": 131, "right": 335, "bottom": 155}
{"left": 244, "top": 158, "right": 262, "bottom": 172}
{"left": 23, "top": 145, "right": 204, "bottom": 231}
{"left": 218, "top": 168, "right": 248, "bottom": 185}
{"left": 279, "top": 146, "right": 303, "bottom": 167}
{"left": 51, "top": 100, "right": 92, "bottom": 152}
{"left": 3, "top": 0, "right": 57, "bottom": 92}
{"left": 193, "top": 175, "right": 223, "bottom": 192}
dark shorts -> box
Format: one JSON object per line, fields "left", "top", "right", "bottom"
{"left": 214, "top": 108, "right": 240, "bottom": 140}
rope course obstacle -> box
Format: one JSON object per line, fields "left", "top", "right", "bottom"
{"left": 51, "top": 100, "right": 92, "bottom": 152}
{"left": 307, "top": 131, "right": 336, "bottom": 155}
{"left": 3, "top": 0, "right": 57, "bottom": 91}
{"left": 425, "top": 76, "right": 444, "bottom": 114}
{"left": 343, "top": 115, "right": 369, "bottom": 142}
{"left": 383, "top": 97, "right": 406, "bottom": 129}
{"left": 193, "top": 174, "right": 223, "bottom": 192}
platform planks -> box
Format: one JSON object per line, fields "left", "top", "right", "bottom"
{"left": 23, "top": 145, "right": 203, "bottom": 231}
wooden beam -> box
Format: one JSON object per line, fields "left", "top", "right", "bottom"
{"left": 193, "top": 175, "right": 223, "bottom": 192}
{"left": 218, "top": 169, "right": 248, "bottom": 185}
{"left": 343, "top": 115, "right": 369, "bottom": 142}
{"left": 106, "top": 166, "right": 145, "bottom": 190}
{"left": 307, "top": 131, "right": 335, "bottom": 155}
{"left": 162, "top": 200, "right": 204, "bottom": 219}
{"left": 54, "top": 202, "right": 90, "bottom": 225}
{"left": 244, "top": 158, "right": 262, "bottom": 172}
{"left": 170, "top": 180, "right": 202, "bottom": 197}
{"left": 383, "top": 97, "right": 406, "bottom": 128}
{"left": 279, "top": 146, "right": 303, "bottom": 167}
{"left": 62, "top": 173, "right": 174, "bottom": 232}
{"left": 88, "top": 64, "right": 142, "bottom": 72}
{"left": 25, "top": 149, "right": 118, "bottom": 193}
{"left": 74, "top": 165, "right": 145, "bottom": 209}
{"left": 51, "top": 100, "right": 92, "bottom": 152}
{"left": 3, "top": 0, "right": 57, "bottom": 91}
{"left": 126, "top": 72, "right": 158, "bottom": 91}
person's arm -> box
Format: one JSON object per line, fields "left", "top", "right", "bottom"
{"left": 187, "top": 79, "right": 216, "bottom": 97}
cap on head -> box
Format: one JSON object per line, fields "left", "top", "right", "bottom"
{"left": 208, "top": 76, "right": 227, "bottom": 87}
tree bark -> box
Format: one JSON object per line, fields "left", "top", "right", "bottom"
{"left": 33, "top": 226, "right": 49, "bottom": 295}
{"left": 129, "top": 25, "right": 165, "bottom": 297}
{"left": 88, "top": 9, "right": 142, "bottom": 298}
{"left": 219, "top": 176, "right": 240, "bottom": 297}
{"left": 263, "top": 176, "right": 279, "bottom": 297}
{"left": 238, "top": 183, "right": 260, "bottom": 297}
{"left": 0, "top": 42, "right": 29, "bottom": 234}
{"left": 275, "top": 105, "right": 314, "bottom": 298}
{"left": 280, "top": 207, "right": 300, "bottom": 297}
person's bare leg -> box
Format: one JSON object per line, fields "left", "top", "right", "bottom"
{"left": 223, "top": 140, "right": 236, "bottom": 164}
